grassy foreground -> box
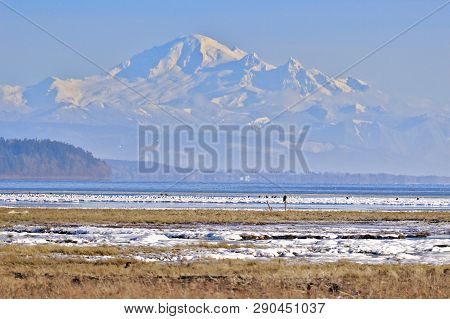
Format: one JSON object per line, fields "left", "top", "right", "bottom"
{"left": 0, "top": 249, "right": 448, "bottom": 299}
{"left": 1, "top": 208, "right": 449, "bottom": 298}
{"left": 1, "top": 207, "right": 449, "bottom": 226}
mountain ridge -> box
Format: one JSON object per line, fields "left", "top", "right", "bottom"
{"left": 0, "top": 138, "right": 111, "bottom": 181}
{"left": 0, "top": 34, "right": 449, "bottom": 175}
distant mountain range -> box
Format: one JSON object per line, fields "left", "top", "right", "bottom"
{"left": 106, "top": 160, "right": 450, "bottom": 184}
{"left": 1, "top": 34, "right": 449, "bottom": 175}
{"left": 0, "top": 138, "right": 110, "bottom": 181}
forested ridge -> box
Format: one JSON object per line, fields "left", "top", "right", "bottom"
{"left": 0, "top": 138, "right": 111, "bottom": 180}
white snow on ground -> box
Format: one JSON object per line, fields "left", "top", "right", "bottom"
{"left": 1, "top": 193, "right": 450, "bottom": 209}
{"left": 1, "top": 221, "right": 449, "bottom": 264}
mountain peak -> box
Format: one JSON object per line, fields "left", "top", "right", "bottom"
{"left": 345, "top": 77, "right": 370, "bottom": 92}
{"left": 115, "top": 34, "right": 247, "bottom": 78}
{"left": 285, "top": 57, "right": 304, "bottom": 72}
{"left": 3, "top": 35, "right": 446, "bottom": 176}
{"left": 176, "top": 34, "right": 247, "bottom": 66}
{"left": 238, "top": 52, "right": 275, "bottom": 71}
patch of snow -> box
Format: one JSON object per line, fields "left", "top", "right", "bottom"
{"left": 1, "top": 221, "right": 448, "bottom": 264}
{"left": 0, "top": 85, "right": 25, "bottom": 106}
{"left": 51, "top": 78, "right": 84, "bottom": 106}
{"left": 249, "top": 116, "right": 270, "bottom": 126}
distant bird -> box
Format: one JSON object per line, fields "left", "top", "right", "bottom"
{"left": 266, "top": 200, "right": 273, "bottom": 211}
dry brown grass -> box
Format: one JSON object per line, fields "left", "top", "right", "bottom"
{"left": 0, "top": 243, "right": 259, "bottom": 257}
{"left": 1, "top": 208, "right": 449, "bottom": 298}
{"left": 0, "top": 252, "right": 448, "bottom": 299}
{"left": 0, "top": 244, "right": 123, "bottom": 256}
{"left": 1, "top": 207, "right": 449, "bottom": 226}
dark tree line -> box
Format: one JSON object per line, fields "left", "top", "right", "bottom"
{"left": 0, "top": 138, "right": 111, "bottom": 180}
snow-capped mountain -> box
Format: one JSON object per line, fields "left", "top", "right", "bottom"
{"left": 0, "top": 34, "right": 449, "bottom": 175}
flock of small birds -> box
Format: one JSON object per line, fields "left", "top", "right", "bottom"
{"left": 254, "top": 194, "right": 421, "bottom": 201}
{"left": 151, "top": 193, "right": 422, "bottom": 203}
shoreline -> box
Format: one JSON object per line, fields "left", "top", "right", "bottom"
{"left": 1, "top": 192, "right": 450, "bottom": 212}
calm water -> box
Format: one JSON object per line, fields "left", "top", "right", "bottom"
{"left": 1, "top": 181, "right": 450, "bottom": 196}
{"left": 1, "top": 181, "right": 450, "bottom": 210}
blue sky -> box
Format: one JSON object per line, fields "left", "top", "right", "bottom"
{"left": 1, "top": 0, "right": 449, "bottom": 106}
